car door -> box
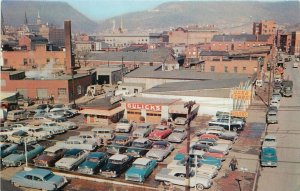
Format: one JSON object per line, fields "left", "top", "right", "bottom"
{"left": 32, "top": 175, "right": 44, "bottom": 190}
{"left": 23, "top": 175, "right": 34, "bottom": 188}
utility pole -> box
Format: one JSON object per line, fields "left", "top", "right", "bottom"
{"left": 71, "top": 66, "right": 76, "bottom": 106}
{"left": 184, "top": 100, "right": 196, "bottom": 191}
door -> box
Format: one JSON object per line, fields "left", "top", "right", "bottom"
{"left": 127, "top": 110, "right": 141, "bottom": 123}
{"left": 98, "top": 75, "right": 110, "bottom": 84}
{"left": 37, "top": 89, "right": 48, "bottom": 99}
{"left": 146, "top": 112, "right": 161, "bottom": 124}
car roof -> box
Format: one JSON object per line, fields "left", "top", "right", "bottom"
{"left": 80, "top": 131, "right": 94, "bottom": 136}
{"left": 134, "top": 138, "right": 150, "bottom": 143}
{"left": 133, "top": 158, "right": 151, "bottom": 165}
{"left": 65, "top": 149, "right": 82, "bottom": 155}
{"left": 115, "top": 135, "right": 129, "bottom": 140}
{"left": 88, "top": 152, "right": 106, "bottom": 158}
{"left": 27, "top": 168, "right": 51, "bottom": 177}
{"left": 67, "top": 136, "right": 86, "bottom": 141}
{"left": 153, "top": 141, "right": 168, "bottom": 146}
{"left": 264, "top": 134, "right": 276, "bottom": 140}
{"left": 109, "top": 154, "right": 128, "bottom": 161}
{"left": 45, "top": 146, "right": 63, "bottom": 153}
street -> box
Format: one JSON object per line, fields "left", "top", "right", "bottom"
{"left": 257, "top": 61, "right": 300, "bottom": 191}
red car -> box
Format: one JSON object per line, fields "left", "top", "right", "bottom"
{"left": 148, "top": 125, "right": 172, "bottom": 140}
{"left": 179, "top": 145, "right": 225, "bottom": 161}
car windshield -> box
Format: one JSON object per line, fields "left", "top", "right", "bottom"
{"left": 138, "top": 125, "right": 148, "bottom": 129}
{"left": 58, "top": 118, "right": 67, "bottom": 122}
{"left": 156, "top": 126, "right": 166, "bottom": 131}
{"left": 174, "top": 129, "right": 184, "bottom": 133}
{"left": 265, "top": 138, "right": 276, "bottom": 142}
{"left": 65, "top": 154, "right": 77, "bottom": 158}
{"left": 119, "top": 119, "right": 129, "bottom": 123}
{"left": 43, "top": 172, "right": 55, "bottom": 180}
{"left": 153, "top": 144, "right": 166, "bottom": 149}
{"left": 133, "top": 164, "right": 146, "bottom": 168}
{"left": 109, "top": 159, "right": 123, "bottom": 164}
{"left": 264, "top": 153, "right": 275, "bottom": 158}
{"left": 132, "top": 142, "right": 145, "bottom": 147}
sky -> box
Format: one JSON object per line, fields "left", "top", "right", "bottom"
{"left": 17, "top": 0, "right": 290, "bottom": 21}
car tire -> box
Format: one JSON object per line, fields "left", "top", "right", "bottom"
{"left": 196, "top": 183, "right": 204, "bottom": 191}
{"left": 13, "top": 182, "right": 20, "bottom": 187}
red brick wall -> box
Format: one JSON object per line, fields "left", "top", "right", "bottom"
{"left": 210, "top": 41, "right": 271, "bottom": 51}
{"left": 3, "top": 45, "right": 66, "bottom": 70}
{"left": 204, "top": 59, "right": 258, "bottom": 74}
{"left": 18, "top": 36, "right": 31, "bottom": 50}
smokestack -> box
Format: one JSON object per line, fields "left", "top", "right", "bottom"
{"left": 64, "top": 20, "right": 74, "bottom": 74}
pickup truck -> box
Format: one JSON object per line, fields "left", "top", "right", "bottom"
{"left": 155, "top": 168, "right": 212, "bottom": 191}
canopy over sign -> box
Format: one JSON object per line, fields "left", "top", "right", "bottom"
{"left": 231, "top": 110, "right": 248, "bottom": 118}
{"left": 231, "top": 90, "right": 251, "bottom": 100}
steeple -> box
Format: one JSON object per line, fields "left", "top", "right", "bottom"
{"left": 37, "top": 11, "right": 42, "bottom": 25}
{"left": 24, "top": 11, "right": 28, "bottom": 25}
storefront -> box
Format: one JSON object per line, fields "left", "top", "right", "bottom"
{"left": 124, "top": 97, "right": 179, "bottom": 124}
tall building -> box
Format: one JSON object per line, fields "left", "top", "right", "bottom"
{"left": 291, "top": 31, "right": 300, "bottom": 56}
{"left": 252, "top": 20, "right": 277, "bottom": 36}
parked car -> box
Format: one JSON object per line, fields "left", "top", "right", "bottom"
{"left": 36, "top": 104, "right": 52, "bottom": 112}
{"left": 6, "top": 130, "right": 38, "bottom": 145}
{"left": 197, "top": 126, "right": 238, "bottom": 142}
{"left": 187, "top": 144, "right": 225, "bottom": 161}
{"left": 53, "top": 117, "right": 77, "bottom": 130}
{"left": 2, "top": 144, "right": 44, "bottom": 167}
{"left": 0, "top": 142, "right": 18, "bottom": 159}
{"left": 0, "top": 135, "right": 7, "bottom": 142}
{"left": 148, "top": 125, "right": 172, "bottom": 140}
{"left": 11, "top": 168, "right": 68, "bottom": 191}
{"left": 50, "top": 104, "right": 65, "bottom": 112}
{"left": 167, "top": 126, "right": 187, "bottom": 143}
{"left": 77, "top": 152, "right": 108, "bottom": 175}
{"left": 198, "top": 134, "right": 233, "bottom": 149}
{"left": 270, "top": 99, "right": 280, "bottom": 109}
{"left": 107, "top": 135, "right": 133, "bottom": 154}
{"left": 115, "top": 118, "right": 132, "bottom": 133}
{"left": 125, "top": 158, "right": 157, "bottom": 182}
{"left": 262, "top": 134, "right": 277, "bottom": 148}
{"left": 155, "top": 168, "right": 212, "bottom": 191}
{"left": 197, "top": 139, "right": 230, "bottom": 155}
{"left": 63, "top": 110, "right": 76, "bottom": 118}
{"left": 27, "top": 126, "right": 53, "bottom": 140}
{"left": 7, "top": 110, "right": 27, "bottom": 121}
{"left": 146, "top": 141, "right": 174, "bottom": 161}
{"left": 55, "top": 149, "right": 89, "bottom": 171}
{"left": 126, "top": 138, "right": 152, "bottom": 157}
{"left": 45, "top": 112, "right": 64, "bottom": 120}
{"left": 100, "top": 154, "right": 134, "bottom": 178}
{"left": 40, "top": 122, "right": 66, "bottom": 135}
{"left": 92, "top": 127, "right": 115, "bottom": 140}
{"left": 17, "top": 97, "right": 34, "bottom": 107}
{"left": 55, "top": 137, "right": 97, "bottom": 151}
{"left": 132, "top": 123, "right": 152, "bottom": 138}
{"left": 272, "top": 92, "right": 281, "bottom": 102}
{"left": 76, "top": 132, "right": 102, "bottom": 146}
{"left": 266, "top": 110, "right": 278, "bottom": 124}
{"left": 208, "top": 118, "right": 243, "bottom": 132}
{"left": 174, "top": 117, "right": 187, "bottom": 125}
{"left": 189, "top": 151, "right": 222, "bottom": 170}
{"left": 34, "top": 146, "right": 65, "bottom": 167}
{"left": 260, "top": 147, "right": 277, "bottom": 167}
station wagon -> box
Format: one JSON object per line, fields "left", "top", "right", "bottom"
{"left": 125, "top": 158, "right": 157, "bottom": 182}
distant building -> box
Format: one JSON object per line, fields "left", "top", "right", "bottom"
{"left": 276, "top": 30, "right": 291, "bottom": 53}
{"left": 104, "top": 33, "right": 150, "bottom": 48}
{"left": 291, "top": 31, "right": 300, "bottom": 56}
{"left": 48, "top": 27, "right": 65, "bottom": 47}
{"left": 18, "top": 34, "right": 48, "bottom": 50}
{"left": 168, "top": 26, "right": 219, "bottom": 45}
{"left": 253, "top": 20, "right": 277, "bottom": 36}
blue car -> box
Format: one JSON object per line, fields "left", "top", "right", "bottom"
{"left": 11, "top": 168, "right": 68, "bottom": 191}
{"left": 2, "top": 144, "right": 44, "bottom": 167}
{"left": 126, "top": 138, "right": 152, "bottom": 157}
{"left": 261, "top": 147, "right": 278, "bottom": 167}
{"left": 0, "top": 142, "right": 18, "bottom": 159}
{"left": 77, "top": 152, "right": 108, "bottom": 174}
{"left": 125, "top": 158, "right": 157, "bottom": 182}
{"left": 174, "top": 153, "right": 222, "bottom": 170}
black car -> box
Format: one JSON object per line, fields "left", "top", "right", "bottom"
{"left": 126, "top": 138, "right": 152, "bottom": 157}
{"left": 100, "top": 154, "right": 134, "bottom": 177}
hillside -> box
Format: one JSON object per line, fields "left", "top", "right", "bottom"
{"left": 98, "top": 1, "right": 300, "bottom": 32}
{"left": 1, "top": 0, "right": 98, "bottom": 32}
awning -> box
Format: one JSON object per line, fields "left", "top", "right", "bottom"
{"left": 79, "top": 106, "right": 124, "bottom": 116}
{"left": 169, "top": 104, "right": 199, "bottom": 114}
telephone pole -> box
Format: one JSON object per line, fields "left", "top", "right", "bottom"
{"left": 184, "top": 100, "right": 196, "bottom": 191}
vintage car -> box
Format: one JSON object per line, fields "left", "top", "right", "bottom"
{"left": 125, "top": 158, "right": 157, "bottom": 182}
{"left": 27, "top": 126, "right": 53, "bottom": 140}
{"left": 34, "top": 146, "right": 65, "bottom": 167}
{"left": 40, "top": 122, "right": 66, "bottom": 135}
{"left": 55, "top": 137, "right": 97, "bottom": 151}
{"left": 262, "top": 134, "right": 277, "bottom": 148}
{"left": 55, "top": 149, "right": 89, "bottom": 171}
{"left": 174, "top": 117, "right": 187, "bottom": 125}
{"left": 107, "top": 135, "right": 133, "bottom": 154}
{"left": 167, "top": 159, "right": 218, "bottom": 179}
{"left": 155, "top": 168, "right": 212, "bottom": 191}
{"left": 76, "top": 132, "right": 102, "bottom": 146}
{"left": 115, "top": 118, "right": 132, "bottom": 133}
{"left": 126, "top": 138, "right": 152, "bottom": 157}
{"left": 167, "top": 126, "right": 187, "bottom": 143}
{"left": 53, "top": 117, "right": 77, "bottom": 130}
{"left": 2, "top": 144, "right": 44, "bottom": 167}
{"left": 0, "top": 142, "right": 18, "bottom": 159}
{"left": 197, "top": 126, "right": 238, "bottom": 142}
{"left": 100, "top": 154, "right": 134, "bottom": 178}
{"left": 92, "top": 127, "right": 115, "bottom": 140}
{"left": 208, "top": 118, "right": 243, "bottom": 132}
{"left": 148, "top": 125, "right": 172, "bottom": 140}
{"left": 146, "top": 141, "right": 174, "bottom": 161}
{"left": 198, "top": 135, "right": 232, "bottom": 149}
{"left": 179, "top": 144, "right": 225, "bottom": 161}
{"left": 132, "top": 123, "right": 152, "bottom": 138}
{"left": 197, "top": 139, "right": 230, "bottom": 155}
{"left": 44, "top": 112, "right": 65, "bottom": 120}
{"left": 11, "top": 168, "right": 68, "bottom": 191}
{"left": 77, "top": 152, "right": 108, "bottom": 175}
{"left": 6, "top": 130, "right": 38, "bottom": 145}
{"left": 0, "top": 135, "right": 7, "bottom": 142}
{"left": 260, "top": 147, "right": 277, "bottom": 167}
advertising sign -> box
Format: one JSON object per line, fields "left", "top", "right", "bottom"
{"left": 231, "top": 90, "right": 251, "bottom": 100}
{"left": 126, "top": 103, "right": 162, "bottom": 112}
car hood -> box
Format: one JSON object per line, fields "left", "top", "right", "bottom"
{"left": 149, "top": 131, "right": 164, "bottom": 137}
{"left": 146, "top": 149, "right": 166, "bottom": 157}
{"left": 211, "top": 144, "right": 229, "bottom": 151}
{"left": 56, "top": 158, "right": 76, "bottom": 167}
{"left": 168, "top": 133, "right": 184, "bottom": 139}
{"left": 126, "top": 166, "right": 146, "bottom": 176}
{"left": 133, "top": 129, "right": 148, "bottom": 134}
{"left": 35, "top": 154, "right": 54, "bottom": 162}
{"left": 78, "top": 160, "right": 98, "bottom": 169}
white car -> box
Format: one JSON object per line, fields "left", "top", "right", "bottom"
{"left": 262, "top": 134, "right": 277, "bottom": 148}
{"left": 167, "top": 126, "right": 187, "bottom": 143}
{"left": 55, "top": 137, "right": 97, "bottom": 151}
{"left": 6, "top": 130, "right": 37, "bottom": 145}
{"left": 197, "top": 139, "right": 230, "bottom": 155}
{"left": 115, "top": 119, "right": 132, "bottom": 133}
{"left": 77, "top": 132, "right": 102, "bottom": 146}
{"left": 146, "top": 141, "right": 174, "bottom": 161}
{"left": 55, "top": 149, "right": 89, "bottom": 171}
{"left": 53, "top": 118, "right": 77, "bottom": 130}
{"left": 40, "top": 122, "right": 66, "bottom": 135}
{"left": 27, "top": 126, "right": 53, "bottom": 140}
{"left": 270, "top": 100, "right": 280, "bottom": 108}
{"left": 132, "top": 123, "right": 152, "bottom": 138}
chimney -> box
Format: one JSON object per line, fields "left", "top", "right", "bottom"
{"left": 64, "top": 20, "right": 74, "bottom": 74}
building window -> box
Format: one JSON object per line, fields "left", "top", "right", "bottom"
{"left": 210, "top": 66, "right": 215, "bottom": 72}
{"left": 224, "top": 66, "right": 228, "bottom": 72}
{"left": 58, "top": 88, "right": 66, "bottom": 96}
{"left": 77, "top": 85, "right": 82, "bottom": 95}
{"left": 134, "top": 89, "right": 139, "bottom": 93}
{"left": 46, "top": 58, "right": 50, "bottom": 63}
{"left": 243, "top": 67, "right": 247, "bottom": 71}
{"left": 234, "top": 66, "right": 238, "bottom": 73}
{"left": 23, "top": 58, "right": 28, "bottom": 65}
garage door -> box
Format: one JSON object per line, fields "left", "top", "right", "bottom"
{"left": 146, "top": 112, "right": 161, "bottom": 124}
{"left": 37, "top": 89, "right": 48, "bottom": 99}
{"left": 127, "top": 110, "right": 141, "bottom": 123}
{"left": 16, "top": 88, "right": 28, "bottom": 98}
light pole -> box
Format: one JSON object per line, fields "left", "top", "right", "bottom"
{"left": 24, "top": 139, "right": 28, "bottom": 167}
{"left": 184, "top": 100, "right": 196, "bottom": 191}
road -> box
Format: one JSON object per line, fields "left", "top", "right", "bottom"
{"left": 257, "top": 60, "right": 300, "bottom": 191}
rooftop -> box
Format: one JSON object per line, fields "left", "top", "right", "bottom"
{"left": 200, "top": 50, "right": 229, "bottom": 56}
{"left": 212, "top": 34, "right": 270, "bottom": 42}
{"left": 125, "top": 66, "right": 248, "bottom": 81}
{"left": 125, "top": 96, "right": 178, "bottom": 105}
{"left": 82, "top": 97, "right": 121, "bottom": 110}
{"left": 133, "top": 158, "right": 151, "bottom": 166}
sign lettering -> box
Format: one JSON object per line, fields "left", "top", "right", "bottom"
{"left": 231, "top": 111, "right": 248, "bottom": 118}
{"left": 231, "top": 90, "right": 252, "bottom": 100}
{"left": 126, "top": 103, "right": 162, "bottom": 112}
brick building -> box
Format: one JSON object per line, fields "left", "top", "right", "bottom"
{"left": 2, "top": 44, "right": 66, "bottom": 70}
{"left": 1, "top": 70, "right": 94, "bottom": 103}
{"left": 291, "top": 31, "right": 300, "bottom": 56}
{"left": 276, "top": 30, "right": 291, "bottom": 53}
{"left": 104, "top": 33, "right": 150, "bottom": 48}
{"left": 168, "top": 26, "right": 219, "bottom": 45}
{"left": 253, "top": 20, "right": 277, "bottom": 36}
{"left": 210, "top": 34, "right": 272, "bottom": 51}
{"left": 18, "top": 34, "right": 48, "bottom": 50}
